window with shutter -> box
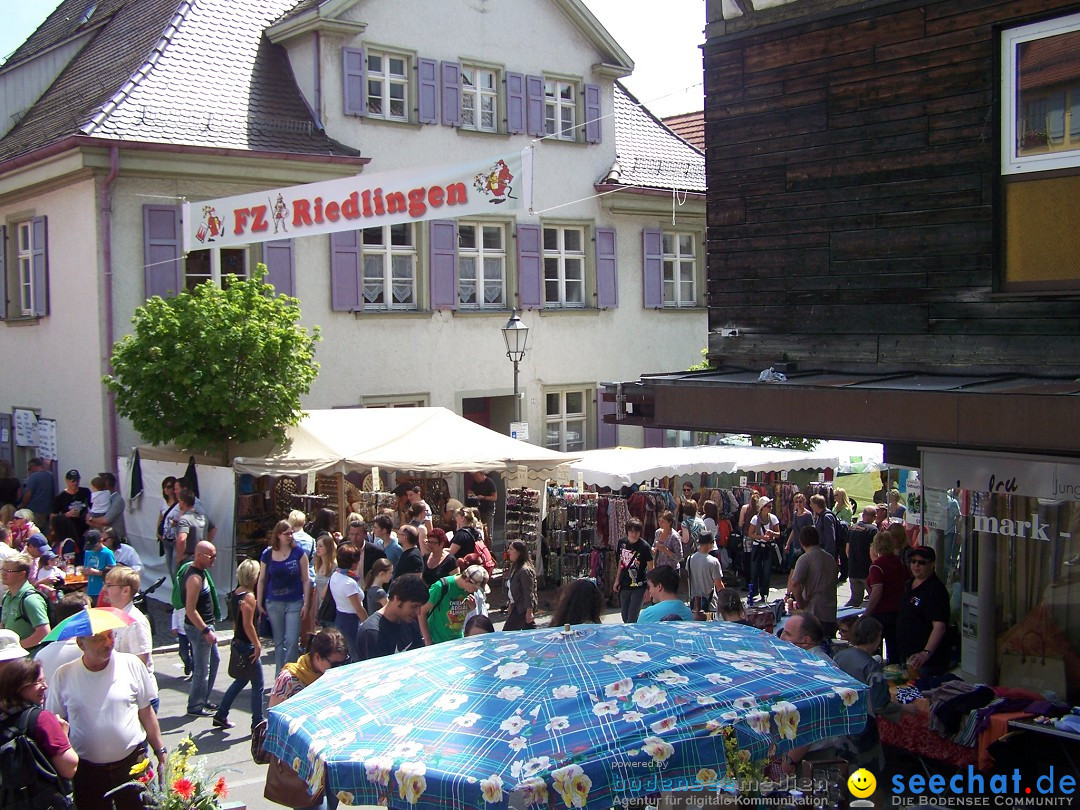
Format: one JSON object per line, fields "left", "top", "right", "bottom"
{"left": 458, "top": 222, "right": 506, "bottom": 309}
{"left": 144, "top": 204, "right": 183, "bottom": 299}
{"left": 2, "top": 217, "right": 50, "bottom": 320}
{"left": 429, "top": 219, "right": 457, "bottom": 310}
{"left": 516, "top": 223, "right": 542, "bottom": 309}
{"left": 584, "top": 84, "right": 601, "bottom": 143}
{"left": 343, "top": 46, "right": 365, "bottom": 116}
{"left": 642, "top": 229, "right": 664, "bottom": 309}
{"left": 417, "top": 58, "right": 438, "bottom": 124}
{"left": 366, "top": 50, "right": 410, "bottom": 121}
{"left": 460, "top": 65, "right": 498, "bottom": 133}
{"left": 542, "top": 225, "right": 585, "bottom": 308}
{"left": 440, "top": 61, "right": 462, "bottom": 127}
{"left": 545, "top": 387, "right": 590, "bottom": 452}
{"left": 506, "top": 72, "right": 525, "bottom": 134}
{"left": 263, "top": 239, "right": 295, "bottom": 297}
{"left": 594, "top": 227, "right": 617, "bottom": 309}
{"left": 661, "top": 231, "right": 698, "bottom": 308}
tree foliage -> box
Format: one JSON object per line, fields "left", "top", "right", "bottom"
{"left": 104, "top": 266, "right": 320, "bottom": 453}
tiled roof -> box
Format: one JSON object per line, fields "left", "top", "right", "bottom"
{"left": 272, "top": 0, "right": 325, "bottom": 26}
{"left": 607, "top": 82, "right": 705, "bottom": 193}
{"left": 0, "top": 0, "right": 360, "bottom": 164}
{"left": 3, "top": 0, "right": 124, "bottom": 67}
{"left": 663, "top": 110, "right": 705, "bottom": 151}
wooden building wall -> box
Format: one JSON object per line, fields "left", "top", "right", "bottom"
{"left": 704, "top": 0, "right": 1080, "bottom": 375}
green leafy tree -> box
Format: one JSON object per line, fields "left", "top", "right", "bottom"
{"left": 104, "top": 265, "right": 320, "bottom": 453}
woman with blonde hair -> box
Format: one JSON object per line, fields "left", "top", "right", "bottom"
{"left": 312, "top": 531, "right": 337, "bottom": 622}
{"left": 833, "top": 488, "right": 853, "bottom": 524}
{"left": 449, "top": 506, "right": 483, "bottom": 565}
{"left": 214, "top": 559, "right": 263, "bottom": 730}
{"left": 257, "top": 520, "right": 311, "bottom": 675}
{"left": 865, "top": 533, "right": 907, "bottom": 661}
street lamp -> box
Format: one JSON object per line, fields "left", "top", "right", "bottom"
{"left": 501, "top": 309, "right": 529, "bottom": 423}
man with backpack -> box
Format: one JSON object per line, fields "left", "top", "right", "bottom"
{"left": 0, "top": 554, "right": 50, "bottom": 652}
{"left": 418, "top": 565, "right": 488, "bottom": 645}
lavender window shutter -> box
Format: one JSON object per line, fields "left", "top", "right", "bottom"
{"left": 429, "top": 220, "right": 457, "bottom": 310}
{"left": 525, "top": 75, "right": 544, "bottom": 137}
{"left": 143, "top": 204, "right": 182, "bottom": 299}
{"left": 642, "top": 228, "right": 664, "bottom": 308}
{"left": 584, "top": 84, "right": 601, "bottom": 143}
{"left": 644, "top": 427, "right": 664, "bottom": 447}
{"left": 595, "top": 227, "right": 617, "bottom": 309}
{"left": 516, "top": 223, "right": 542, "bottom": 309}
{"left": 330, "top": 230, "right": 362, "bottom": 312}
{"left": 263, "top": 238, "right": 295, "bottom": 297}
{"left": 440, "top": 61, "right": 461, "bottom": 127}
{"left": 343, "top": 46, "right": 365, "bottom": 116}
{"left": 505, "top": 72, "right": 525, "bottom": 134}
{"left": 0, "top": 225, "right": 6, "bottom": 320}
{"left": 30, "top": 216, "right": 48, "bottom": 316}
{"left": 417, "top": 58, "right": 438, "bottom": 124}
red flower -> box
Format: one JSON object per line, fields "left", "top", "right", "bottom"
{"left": 139, "top": 769, "right": 155, "bottom": 784}
{"left": 213, "top": 777, "right": 228, "bottom": 798}
{"left": 172, "top": 778, "right": 196, "bottom": 800}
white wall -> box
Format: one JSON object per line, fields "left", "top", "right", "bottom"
{"left": 0, "top": 177, "right": 108, "bottom": 472}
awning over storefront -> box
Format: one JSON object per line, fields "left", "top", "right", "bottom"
{"left": 231, "top": 407, "right": 580, "bottom": 477}
{"left": 604, "top": 369, "right": 1080, "bottom": 458}
{"left": 564, "top": 441, "right": 882, "bottom": 489}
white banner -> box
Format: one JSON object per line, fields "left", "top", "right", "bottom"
{"left": 182, "top": 148, "right": 532, "bottom": 253}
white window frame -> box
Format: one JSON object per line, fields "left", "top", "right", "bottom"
{"left": 361, "top": 224, "right": 417, "bottom": 311}
{"left": 544, "top": 79, "right": 578, "bottom": 141}
{"left": 15, "top": 221, "right": 33, "bottom": 316}
{"left": 542, "top": 225, "right": 586, "bottom": 309}
{"left": 545, "top": 387, "right": 589, "bottom": 452}
{"left": 367, "top": 50, "right": 410, "bottom": 122}
{"left": 184, "top": 246, "right": 250, "bottom": 291}
{"left": 461, "top": 65, "right": 498, "bottom": 133}
{"left": 362, "top": 394, "right": 430, "bottom": 408}
{"left": 662, "top": 231, "right": 698, "bottom": 308}
{"left": 457, "top": 221, "right": 506, "bottom": 309}
{"left": 1001, "top": 11, "right": 1080, "bottom": 175}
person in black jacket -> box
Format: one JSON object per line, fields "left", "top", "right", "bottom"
{"left": 895, "top": 546, "right": 951, "bottom": 676}
{"left": 393, "top": 524, "right": 424, "bottom": 579}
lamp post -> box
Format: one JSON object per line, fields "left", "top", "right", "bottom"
{"left": 501, "top": 309, "right": 529, "bottom": 424}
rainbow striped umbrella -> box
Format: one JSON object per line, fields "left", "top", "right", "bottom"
{"left": 43, "top": 607, "right": 135, "bottom": 642}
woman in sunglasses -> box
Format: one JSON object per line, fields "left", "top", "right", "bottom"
{"left": 894, "top": 545, "right": 951, "bottom": 676}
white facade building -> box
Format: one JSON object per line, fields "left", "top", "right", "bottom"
{"left": 0, "top": 0, "right": 706, "bottom": 476}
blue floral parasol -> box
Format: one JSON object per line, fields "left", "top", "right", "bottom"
{"left": 264, "top": 622, "right": 868, "bottom": 809}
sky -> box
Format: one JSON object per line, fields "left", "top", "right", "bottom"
{"left": 0, "top": 0, "right": 705, "bottom": 117}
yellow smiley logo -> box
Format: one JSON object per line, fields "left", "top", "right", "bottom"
{"left": 848, "top": 768, "right": 877, "bottom": 798}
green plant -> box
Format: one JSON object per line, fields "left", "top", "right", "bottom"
{"left": 721, "top": 726, "right": 767, "bottom": 792}
{"left": 108, "top": 737, "right": 227, "bottom": 809}
{"left": 105, "top": 265, "right": 320, "bottom": 453}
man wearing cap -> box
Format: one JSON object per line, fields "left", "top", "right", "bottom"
{"left": 687, "top": 532, "right": 725, "bottom": 619}
{"left": 51, "top": 469, "right": 92, "bottom": 546}
{"left": 47, "top": 628, "right": 165, "bottom": 810}
{"left": 418, "top": 564, "right": 488, "bottom": 645}
{"left": 0, "top": 627, "right": 29, "bottom": 673}
{"left": 0, "top": 552, "right": 51, "bottom": 650}
{"left": 20, "top": 457, "right": 55, "bottom": 529}
{"left": 895, "top": 545, "right": 951, "bottom": 676}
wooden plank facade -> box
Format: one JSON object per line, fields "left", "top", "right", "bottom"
{"left": 703, "top": 0, "right": 1080, "bottom": 375}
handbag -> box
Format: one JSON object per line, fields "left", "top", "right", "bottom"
{"left": 250, "top": 719, "right": 271, "bottom": 765}
{"left": 999, "top": 630, "right": 1067, "bottom": 697}
{"left": 317, "top": 588, "right": 337, "bottom": 624}
{"left": 228, "top": 637, "right": 259, "bottom": 680}
{"left": 264, "top": 754, "right": 321, "bottom": 807}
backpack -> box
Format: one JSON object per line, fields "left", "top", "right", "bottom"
{"left": 0, "top": 706, "right": 73, "bottom": 810}
{"left": 472, "top": 536, "right": 496, "bottom": 576}
{"left": 834, "top": 516, "right": 850, "bottom": 549}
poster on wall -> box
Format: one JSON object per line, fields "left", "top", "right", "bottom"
{"left": 13, "top": 409, "right": 38, "bottom": 447}
{"left": 905, "top": 469, "right": 922, "bottom": 526}
{"left": 35, "top": 419, "right": 57, "bottom": 462}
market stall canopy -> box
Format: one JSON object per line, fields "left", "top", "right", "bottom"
{"left": 231, "top": 408, "right": 581, "bottom": 477}
{"left": 564, "top": 441, "right": 883, "bottom": 489}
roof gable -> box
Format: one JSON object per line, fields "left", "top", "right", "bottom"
{"left": 0, "top": 0, "right": 359, "bottom": 165}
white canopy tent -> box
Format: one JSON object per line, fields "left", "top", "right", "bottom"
{"left": 559, "top": 441, "right": 884, "bottom": 490}
{"left": 231, "top": 407, "right": 580, "bottom": 477}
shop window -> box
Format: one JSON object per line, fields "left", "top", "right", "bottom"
{"left": 1001, "top": 12, "right": 1080, "bottom": 289}
{"left": 546, "top": 387, "right": 589, "bottom": 452}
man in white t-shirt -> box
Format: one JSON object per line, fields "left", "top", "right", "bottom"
{"left": 105, "top": 566, "right": 159, "bottom": 711}
{"left": 36, "top": 592, "right": 90, "bottom": 684}
{"left": 47, "top": 630, "right": 165, "bottom": 810}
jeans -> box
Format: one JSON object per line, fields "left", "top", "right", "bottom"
{"left": 847, "top": 577, "right": 867, "bottom": 606}
{"left": 619, "top": 587, "right": 646, "bottom": 623}
{"left": 333, "top": 611, "right": 361, "bottom": 662}
{"left": 268, "top": 599, "right": 303, "bottom": 675}
{"left": 187, "top": 625, "right": 219, "bottom": 712}
{"left": 217, "top": 648, "right": 265, "bottom": 726}
{"left": 750, "top": 543, "right": 774, "bottom": 601}
{"left": 178, "top": 632, "right": 192, "bottom": 675}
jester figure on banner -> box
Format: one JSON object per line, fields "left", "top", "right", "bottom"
{"left": 474, "top": 159, "right": 516, "bottom": 204}
{"left": 197, "top": 206, "right": 225, "bottom": 243}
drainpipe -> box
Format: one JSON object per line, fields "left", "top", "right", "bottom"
{"left": 313, "top": 31, "right": 323, "bottom": 127}
{"left": 101, "top": 145, "right": 120, "bottom": 472}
